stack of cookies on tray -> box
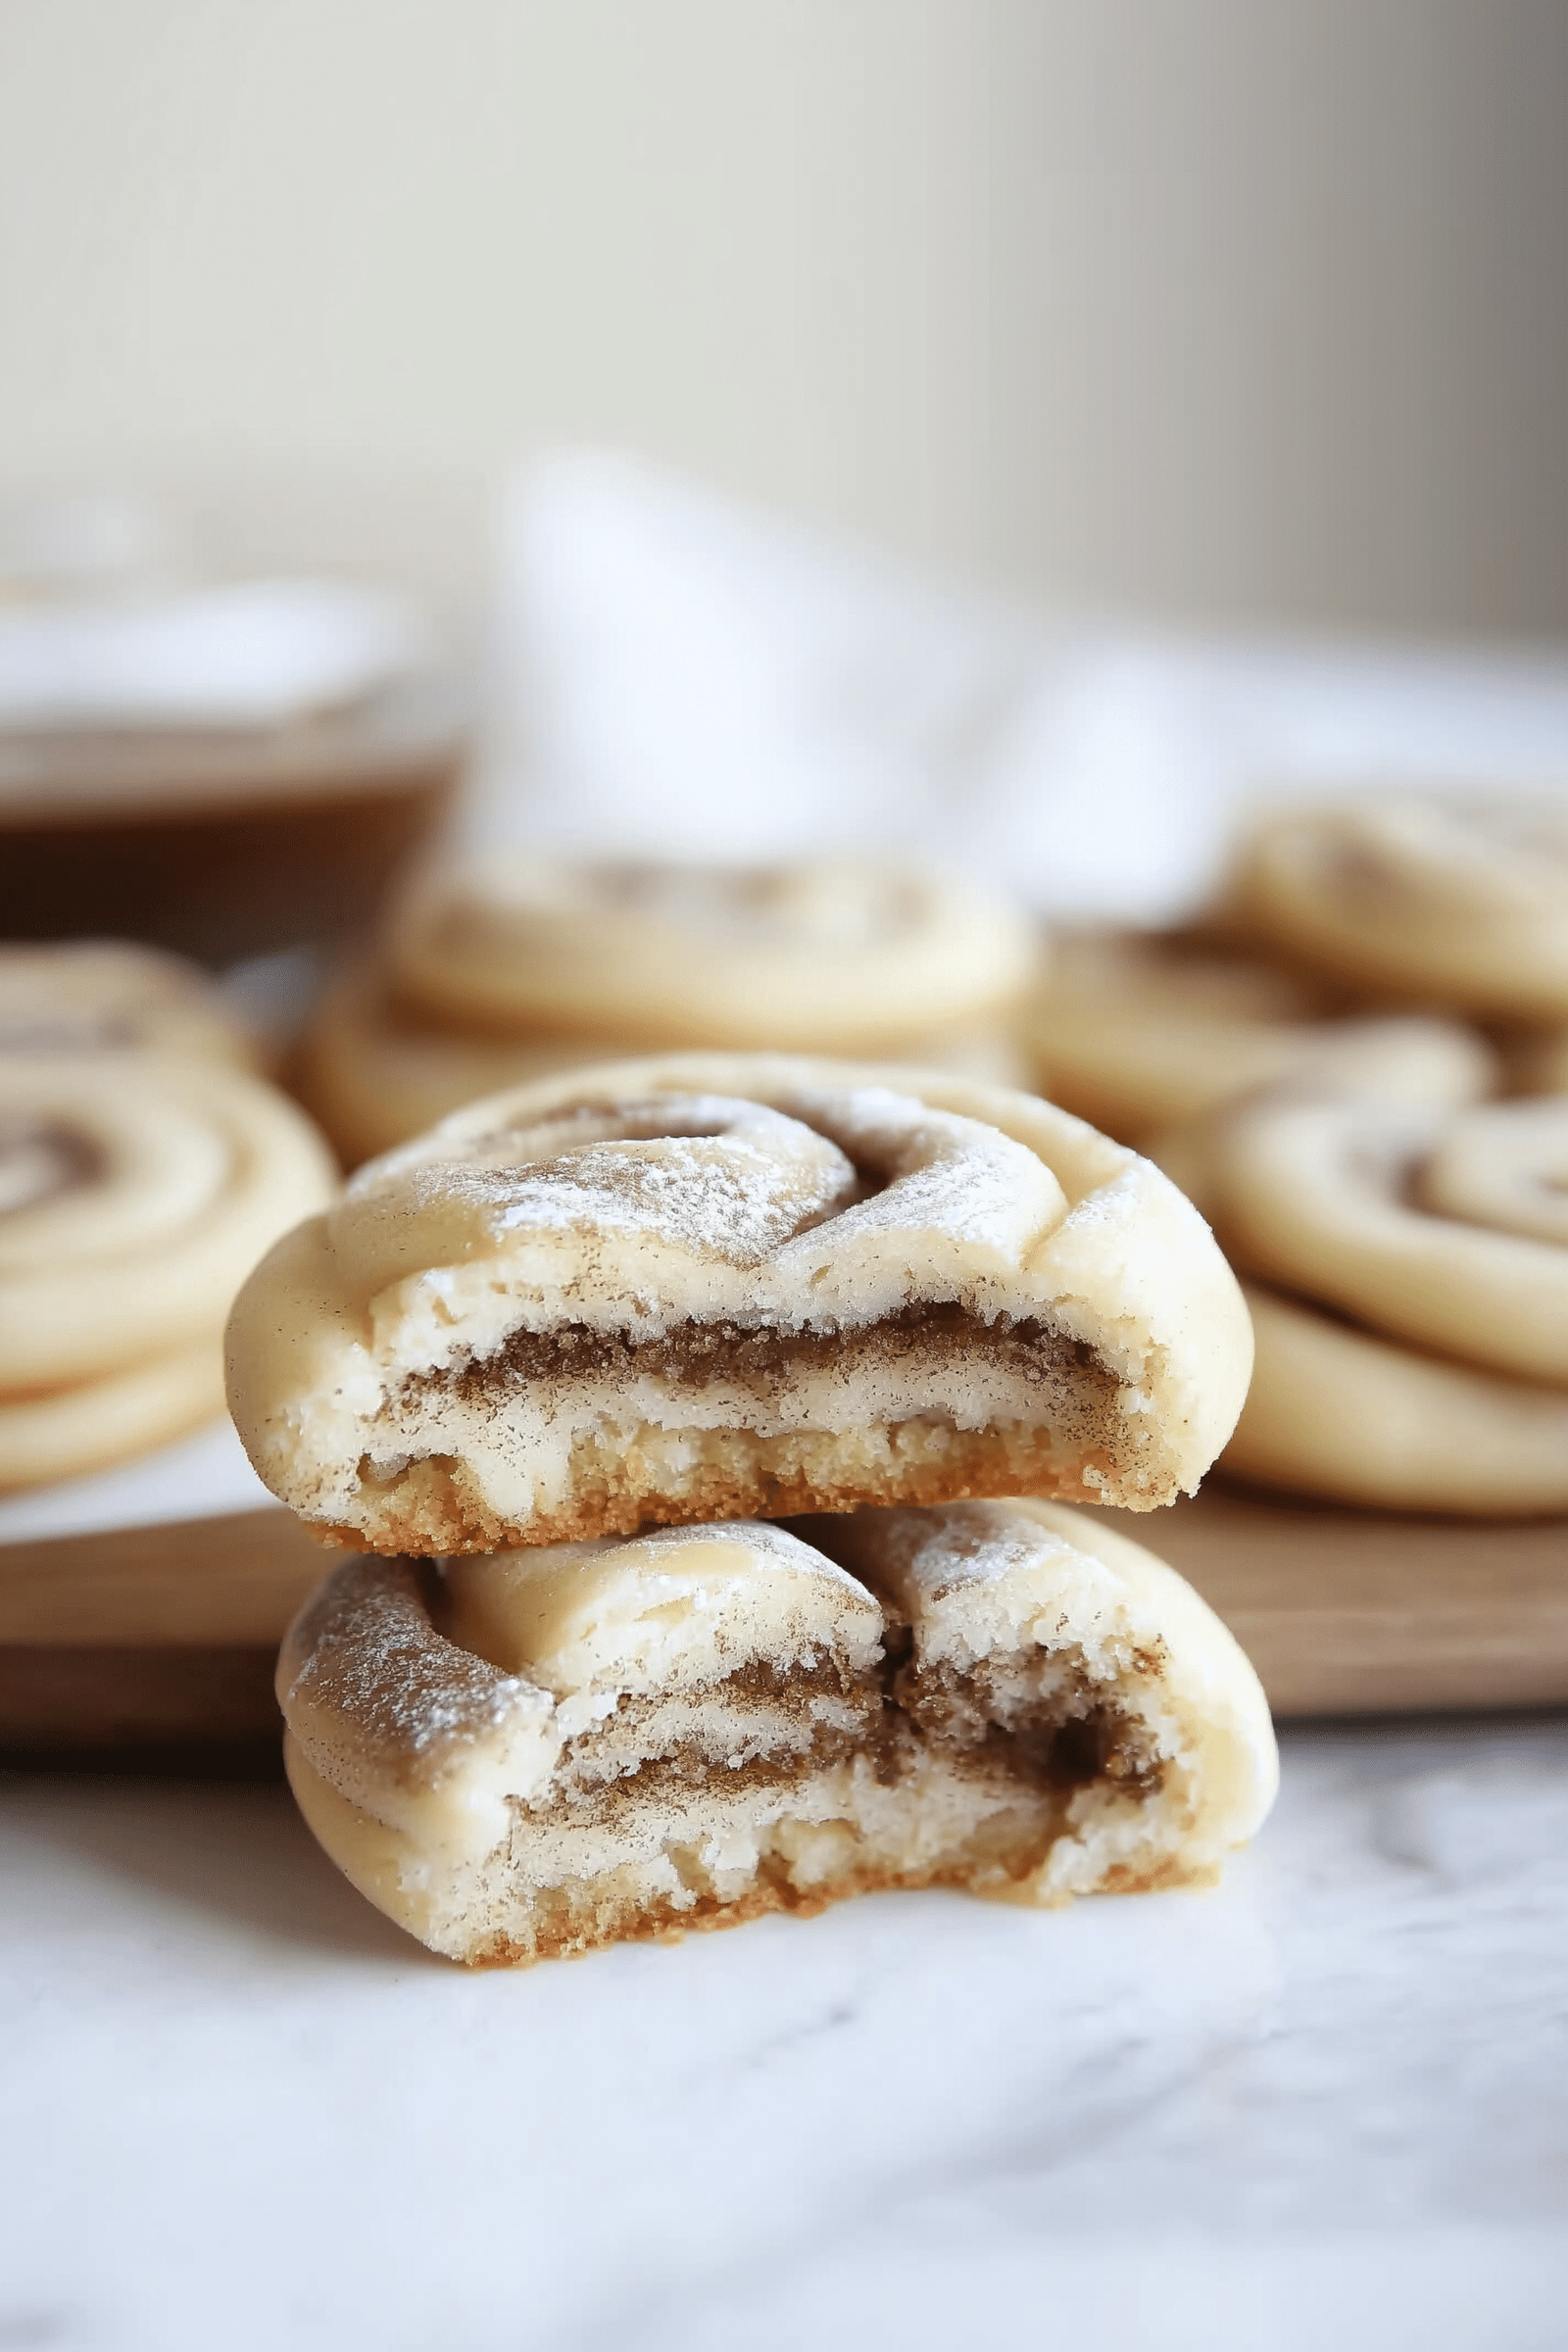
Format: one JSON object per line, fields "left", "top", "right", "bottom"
{"left": 227, "top": 1052, "right": 1278, "bottom": 1966}
{"left": 0, "top": 941, "right": 335, "bottom": 1491}
{"left": 1029, "top": 790, "right": 1568, "bottom": 1517}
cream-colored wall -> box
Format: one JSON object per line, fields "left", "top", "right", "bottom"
{"left": 3, "top": 0, "right": 1566, "bottom": 638}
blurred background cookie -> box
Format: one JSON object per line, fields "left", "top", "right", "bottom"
{"left": 1158, "top": 1074, "right": 1568, "bottom": 1514}
{"left": 1225, "top": 1282, "right": 1568, "bottom": 1517}
{"left": 299, "top": 854, "right": 1042, "bottom": 1163}
{"left": 387, "top": 853, "right": 1040, "bottom": 1048}
{"left": 0, "top": 940, "right": 261, "bottom": 1069}
{"left": 1025, "top": 925, "right": 1494, "bottom": 1147}
{"left": 0, "top": 1052, "right": 336, "bottom": 1488}
{"left": 1225, "top": 795, "right": 1568, "bottom": 1020}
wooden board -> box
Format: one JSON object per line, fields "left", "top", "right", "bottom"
{"left": 1100, "top": 1489, "right": 1568, "bottom": 1716}
{"left": 0, "top": 1509, "right": 334, "bottom": 1758}
{"left": 3, "top": 1487, "right": 1567, "bottom": 1758}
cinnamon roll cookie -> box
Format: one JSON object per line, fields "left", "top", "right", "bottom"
{"left": 1225, "top": 1284, "right": 1568, "bottom": 1516}
{"left": 388, "top": 853, "right": 1041, "bottom": 1054}
{"left": 1161, "top": 1082, "right": 1568, "bottom": 1512}
{"left": 0, "top": 940, "right": 258, "bottom": 1068}
{"left": 1028, "top": 926, "right": 1492, "bottom": 1145}
{"left": 226, "top": 1055, "right": 1251, "bottom": 1551}
{"left": 1165, "top": 1090, "right": 1568, "bottom": 1385}
{"left": 293, "top": 956, "right": 608, "bottom": 1170}
{"left": 1, "top": 1054, "right": 336, "bottom": 1486}
{"left": 301, "top": 855, "right": 1040, "bottom": 1164}
{"left": 278, "top": 1500, "right": 1278, "bottom": 1964}
{"left": 1229, "top": 795, "right": 1568, "bottom": 1018}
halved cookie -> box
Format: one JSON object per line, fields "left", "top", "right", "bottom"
{"left": 226, "top": 1055, "right": 1251, "bottom": 1551}
{"left": 278, "top": 1500, "right": 1278, "bottom": 1963}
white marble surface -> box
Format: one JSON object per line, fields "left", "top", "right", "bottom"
{"left": 4, "top": 1717, "right": 1566, "bottom": 2352}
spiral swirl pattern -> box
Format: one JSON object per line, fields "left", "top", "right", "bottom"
{"left": 1232, "top": 797, "right": 1568, "bottom": 1018}
{"left": 0, "top": 1054, "right": 336, "bottom": 1487}
{"left": 1162, "top": 1078, "right": 1568, "bottom": 1512}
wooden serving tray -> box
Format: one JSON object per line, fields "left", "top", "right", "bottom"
{"left": 1100, "top": 1489, "right": 1568, "bottom": 1717}
{"left": 0, "top": 1508, "right": 332, "bottom": 1760}
{"left": 3, "top": 1487, "right": 1566, "bottom": 1759}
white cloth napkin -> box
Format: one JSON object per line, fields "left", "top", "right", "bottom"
{"left": 466, "top": 450, "right": 1568, "bottom": 923}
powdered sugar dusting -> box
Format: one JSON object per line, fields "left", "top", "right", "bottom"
{"left": 283, "top": 1557, "right": 546, "bottom": 1765}
{"left": 335, "top": 1083, "right": 1066, "bottom": 1320}
{"left": 339, "top": 1094, "right": 860, "bottom": 1272}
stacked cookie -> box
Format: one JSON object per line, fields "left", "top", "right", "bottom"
{"left": 297, "top": 853, "right": 1042, "bottom": 1165}
{"left": 228, "top": 1055, "right": 1278, "bottom": 1964}
{"left": 0, "top": 942, "right": 337, "bottom": 1488}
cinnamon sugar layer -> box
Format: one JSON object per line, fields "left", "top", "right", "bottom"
{"left": 419, "top": 1298, "right": 1105, "bottom": 1403}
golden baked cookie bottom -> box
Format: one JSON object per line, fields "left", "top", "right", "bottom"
{"left": 286, "top": 1740, "right": 1198, "bottom": 1968}
{"left": 321, "top": 1414, "right": 1131, "bottom": 1554}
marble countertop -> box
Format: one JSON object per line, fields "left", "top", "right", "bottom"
{"left": 4, "top": 1715, "right": 1566, "bottom": 2352}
